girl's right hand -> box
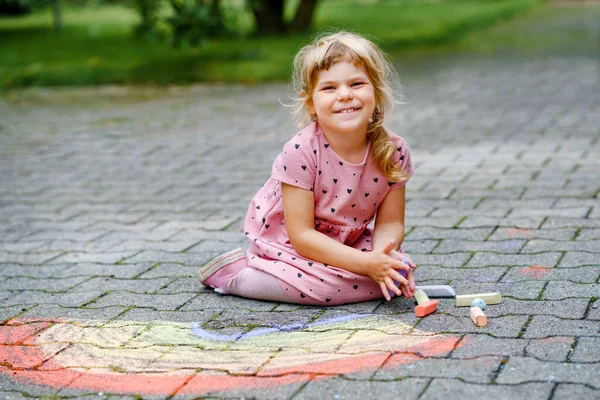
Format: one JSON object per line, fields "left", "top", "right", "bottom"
{"left": 364, "top": 240, "right": 411, "bottom": 301}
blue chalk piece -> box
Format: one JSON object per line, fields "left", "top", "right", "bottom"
{"left": 471, "top": 298, "right": 487, "bottom": 310}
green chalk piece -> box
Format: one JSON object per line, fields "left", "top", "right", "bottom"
{"left": 414, "top": 289, "right": 430, "bottom": 305}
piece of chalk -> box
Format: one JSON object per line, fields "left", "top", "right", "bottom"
{"left": 471, "top": 298, "right": 487, "bottom": 310}
{"left": 470, "top": 306, "right": 488, "bottom": 327}
{"left": 456, "top": 292, "right": 502, "bottom": 307}
{"left": 415, "top": 285, "right": 456, "bottom": 298}
{"left": 414, "top": 289, "right": 430, "bottom": 305}
{"left": 415, "top": 300, "right": 438, "bottom": 317}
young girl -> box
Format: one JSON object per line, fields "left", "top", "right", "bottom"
{"left": 199, "top": 31, "right": 417, "bottom": 306}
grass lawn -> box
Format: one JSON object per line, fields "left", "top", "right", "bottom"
{"left": 0, "top": 0, "right": 543, "bottom": 88}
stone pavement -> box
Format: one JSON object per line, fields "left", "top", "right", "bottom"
{"left": 0, "top": 4, "right": 599, "bottom": 400}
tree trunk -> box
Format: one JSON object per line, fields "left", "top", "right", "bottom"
{"left": 207, "top": 0, "right": 224, "bottom": 37}
{"left": 289, "top": 0, "right": 318, "bottom": 33}
{"left": 250, "top": 0, "right": 286, "bottom": 35}
{"left": 52, "top": 0, "right": 62, "bottom": 32}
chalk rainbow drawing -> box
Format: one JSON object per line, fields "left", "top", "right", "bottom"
{"left": 0, "top": 314, "right": 460, "bottom": 396}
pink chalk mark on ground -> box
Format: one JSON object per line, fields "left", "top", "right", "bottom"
{"left": 505, "top": 228, "right": 535, "bottom": 238}
{"left": 0, "top": 318, "right": 463, "bottom": 396}
{"left": 517, "top": 265, "right": 552, "bottom": 279}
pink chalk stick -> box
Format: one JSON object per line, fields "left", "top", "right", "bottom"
{"left": 470, "top": 306, "right": 488, "bottom": 327}
{"left": 415, "top": 300, "right": 438, "bottom": 317}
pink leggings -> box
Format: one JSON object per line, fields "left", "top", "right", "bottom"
{"left": 226, "top": 267, "right": 294, "bottom": 303}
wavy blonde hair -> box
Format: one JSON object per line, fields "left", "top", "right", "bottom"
{"left": 292, "top": 31, "right": 408, "bottom": 182}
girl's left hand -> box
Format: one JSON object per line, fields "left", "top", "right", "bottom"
{"left": 388, "top": 248, "right": 416, "bottom": 298}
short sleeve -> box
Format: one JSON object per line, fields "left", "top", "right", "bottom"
{"left": 271, "top": 137, "right": 317, "bottom": 191}
{"left": 389, "top": 135, "right": 414, "bottom": 190}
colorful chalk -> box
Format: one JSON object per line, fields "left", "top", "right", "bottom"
{"left": 456, "top": 292, "right": 502, "bottom": 307}
{"left": 470, "top": 297, "right": 487, "bottom": 310}
{"left": 470, "top": 306, "right": 488, "bottom": 327}
{"left": 414, "top": 289, "right": 438, "bottom": 317}
{"left": 415, "top": 285, "right": 456, "bottom": 298}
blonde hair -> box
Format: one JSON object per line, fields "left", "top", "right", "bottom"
{"left": 292, "top": 31, "right": 409, "bottom": 182}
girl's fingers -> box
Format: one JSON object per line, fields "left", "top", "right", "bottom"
{"left": 379, "top": 282, "right": 391, "bottom": 301}
{"left": 390, "top": 270, "right": 409, "bottom": 287}
{"left": 408, "top": 270, "right": 416, "bottom": 291}
{"left": 404, "top": 257, "right": 418, "bottom": 270}
{"left": 385, "top": 278, "right": 402, "bottom": 297}
{"left": 381, "top": 239, "right": 395, "bottom": 255}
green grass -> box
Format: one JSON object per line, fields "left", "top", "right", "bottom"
{"left": 0, "top": 0, "right": 544, "bottom": 88}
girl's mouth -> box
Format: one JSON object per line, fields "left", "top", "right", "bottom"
{"left": 335, "top": 107, "right": 360, "bottom": 114}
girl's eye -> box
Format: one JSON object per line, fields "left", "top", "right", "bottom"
{"left": 351, "top": 82, "right": 365, "bottom": 87}
{"left": 322, "top": 86, "right": 334, "bottom": 91}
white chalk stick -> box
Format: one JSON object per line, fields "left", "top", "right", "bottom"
{"left": 470, "top": 306, "right": 488, "bottom": 327}
{"left": 456, "top": 292, "right": 502, "bottom": 307}
{"left": 415, "top": 285, "right": 456, "bottom": 298}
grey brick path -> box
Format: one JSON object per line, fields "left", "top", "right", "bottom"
{"left": 0, "top": 4, "right": 599, "bottom": 399}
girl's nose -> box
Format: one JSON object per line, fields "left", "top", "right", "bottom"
{"left": 337, "top": 86, "right": 354, "bottom": 101}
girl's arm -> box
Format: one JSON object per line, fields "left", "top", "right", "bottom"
{"left": 282, "top": 183, "right": 410, "bottom": 300}
{"left": 372, "top": 186, "right": 416, "bottom": 297}
{"left": 372, "top": 186, "right": 406, "bottom": 251}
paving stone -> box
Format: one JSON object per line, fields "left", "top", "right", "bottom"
{"left": 570, "top": 337, "right": 600, "bottom": 362}
{"left": 0, "top": 368, "right": 62, "bottom": 396}
{"left": 415, "top": 315, "right": 529, "bottom": 338}
{"left": 294, "top": 377, "right": 429, "bottom": 400}
{"left": 523, "top": 316, "right": 600, "bottom": 338}
{"left": 56, "top": 263, "right": 154, "bottom": 278}
{"left": 0, "top": 277, "right": 88, "bottom": 292}
{"left": 114, "top": 308, "right": 217, "bottom": 324}
{"left": 89, "top": 292, "right": 195, "bottom": 310}
{"left": 0, "top": 252, "right": 63, "bottom": 264}
{"left": 102, "top": 240, "right": 200, "bottom": 253}
{"left": 119, "top": 250, "right": 215, "bottom": 265}
{"left": 433, "top": 239, "right": 525, "bottom": 254}
{"left": 488, "top": 227, "right": 577, "bottom": 241}
{"left": 576, "top": 228, "right": 600, "bottom": 240}
{"left": 0, "top": 306, "right": 30, "bottom": 323}
{"left": 449, "top": 280, "right": 545, "bottom": 300}
{"left": 373, "top": 355, "right": 502, "bottom": 383}
{"left": 552, "top": 384, "right": 600, "bottom": 400}
{"left": 458, "top": 216, "right": 544, "bottom": 229}
{"left": 443, "top": 298, "right": 587, "bottom": 319}
{"left": 502, "top": 266, "right": 599, "bottom": 283}
{"left": 47, "top": 252, "right": 137, "bottom": 264}
{"left": 409, "top": 253, "right": 472, "bottom": 268}
{"left": 466, "top": 252, "right": 562, "bottom": 268}
{"left": 0, "top": 264, "right": 70, "bottom": 278}
{"left": 542, "top": 282, "right": 600, "bottom": 300}
{"left": 137, "top": 263, "right": 204, "bottom": 279}
{"left": 559, "top": 252, "right": 600, "bottom": 268}
{"left": 526, "top": 337, "right": 575, "bottom": 361}
{"left": 156, "top": 277, "right": 203, "bottom": 293}
{"left": 179, "top": 293, "right": 277, "bottom": 312}
{"left": 421, "top": 380, "right": 553, "bottom": 400}
{"left": 497, "top": 356, "right": 599, "bottom": 388}
{"left": 522, "top": 239, "right": 600, "bottom": 253}
{"left": 542, "top": 217, "right": 600, "bottom": 229}
{"left": 414, "top": 265, "right": 506, "bottom": 282}
{"left": 405, "top": 216, "right": 464, "bottom": 229}
{"left": 588, "top": 299, "right": 600, "bottom": 320}
{"left": 1, "top": 291, "right": 105, "bottom": 308}
{"left": 15, "top": 305, "right": 127, "bottom": 323}
{"left": 173, "top": 373, "right": 310, "bottom": 400}
{"left": 401, "top": 239, "right": 439, "bottom": 254}
{"left": 406, "top": 227, "right": 493, "bottom": 241}
{"left": 70, "top": 277, "right": 174, "bottom": 294}
{"left": 451, "top": 335, "right": 527, "bottom": 358}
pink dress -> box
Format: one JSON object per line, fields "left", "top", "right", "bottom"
{"left": 242, "top": 122, "right": 414, "bottom": 305}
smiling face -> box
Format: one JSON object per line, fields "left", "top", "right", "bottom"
{"left": 307, "top": 61, "right": 377, "bottom": 138}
